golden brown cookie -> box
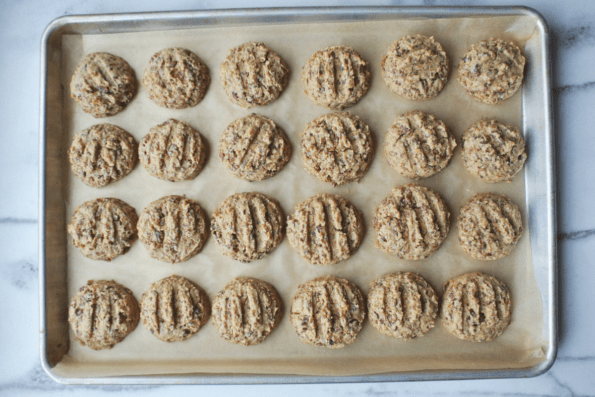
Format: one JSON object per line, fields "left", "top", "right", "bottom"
{"left": 68, "top": 280, "right": 139, "bottom": 350}
{"left": 381, "top": 35, "right": 449, "bottom": 101}
{"left": 68, "top": 198, "right": 138, "bottom": 261}
{"left": 139, "top": 119, "right": 206, "bottom": 182}
{"left": 211, "top": 277, "right": 283, "bottom": 346}
{"left": 140, "top": 275, "right": 211, "bottom": 342}
{"left": 384, "top": 111, "right": 456, "bottom": 179}
{"left": 457, "top": 38, "right": 525, "bottom": 105}
{"left": 290, "top": 276, "right": 365, "bottom": 348}
{"left": 462, "top": 120, "right": 527, "bottom": 183}
{"left": 302, "top": 45, "right": 370, "bottom": 110}
{"left": 142, "top": 47, "right": 210, "bottom": 109}
{"left": 218, "top": 114, "right": 291, "bottom": 181}
{"left": 301, "top": 112, "right": 374, "bottom": 186}
{"left": 457, "top": 193, "right": 523, "bottom": 260}
{"left": 287, "top": 193, "right": 363, "bottom": 266}
{"left": 138, "top": 196, "right": 207, "bottom": 263}
{"left": 219, "top": 42, "right": 289, "bottom": 108}
{"left": 70, "top": 52, "right": 136, "bottom": 118}
{"left": 374, "top": 184, "right": 450, "bottom": 260}
{"left": 441, "top": 272, "right": 512, "bottom": 342}
{"left": 368, "top": 272, "right": 439, "bottom": 340}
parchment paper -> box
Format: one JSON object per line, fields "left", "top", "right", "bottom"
{"left": 54, "top": 14, "right": 546, "bottom": 378}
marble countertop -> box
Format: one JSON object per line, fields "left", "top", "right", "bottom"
{"left": 1, "top": 0, "right": 594, "bottom": 395}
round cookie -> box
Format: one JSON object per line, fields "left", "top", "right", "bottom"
{"left": 301, "top": 112, "right": 374, "bottom": 186}
{"left": 139, "top": 119, "right": 206, "bottom": 182}
{"left": 142, "top": 47, "right": 210, "bottom": 109}
{"left": 218, "top": 114, "right": 291, "bottom": 181}
{"left": 68, "top": 280, "right": 139, "bottom": 350}
{"left": 140, "top": 275, "right": 211, "bottom": 342}
{"left": 287, "top": 193, "right": 363, "bottom": 266}
{"left": 457, "top": 38, "right": 525, "bottom": 105}
{"left": 138, "top": 196, "right": 207, "bottom": 263}
{"left": 302, "top": 45, "right": 370, "bottom": 110}
{"left": 384, "top": 110, "right": 456, "bottom": 179}
{"left": 441, "top": 272, "right": 512, "bottom": 342}
{"left": 374, "top": 184, "right": 450, "bottom": 260}
{"left": 462, "top": 120, "right": 527, "bottom": 183}
{"left": 290, "top": 276, "right": 365, "bottom": 348}
{"left": 457, "top": 193, "right": 523, "bottom": 260}
{"left": 219, "top": 42, "right": 289, "bottom": 108}
{"left": 68, "top": 198, "right": 138, "bottom": 261}
{"left": 211, "top": 192, "right": 284, "bottom": 262}
{"left": 69, "top": 123, "right": 137, "bottom": 188}
{"left": 70, "top": 52, "right": 136, "bottom": 118}
{"left": 368, "top": 272, "right": 439, "bottom": 340}
{"left": 211, "top": 277, "right": 283, "bottom": 346}
{"left": 381, "top": 35, "right": 449, "bottom": 101}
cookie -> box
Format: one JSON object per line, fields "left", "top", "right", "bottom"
{"left": 218, "top": 114, "right": 291, "bottom": 181}
{"left": 384, "top": 111, "right": 456, "bottom": 179}
{"left": 68, "top": 123, "right": 137, "bottom": 188}
{"left": 138, "top": 196, "right": 207, "bottom": 263}
{"left": 462, "top": 120, "right": 527, "bottom": 183}
{"left": 301, "top": 112, "right": 374, "bottom": 186}
{"left": 381, "top": 35, "right": 449, "bottom": 101}
{"left": 211, "top": 277, "right": 283, "bottom": 346}
{"left": 368, "top": 272, "right": 439, "bottom": 340}
{"left": 441, "top": 272, "right": 512, "bottom": 342}
{"left": 140, "top": 275, "right": 211, "bottom": 342}
{"left": 139, "top": 119, "right": 206, "bottom": 182}
{"left": 287, "top": 193, "right": 363, "bottom": 266}
{"left": 374, "top": 184, "right": 450, "bottom": 260}
{"left": 68, "top": 280, "right": 139, "bottom": 350}
{"left": 290, "top": 276, "right": 365, "bottom": 348}
{"left": 457, "top": 193, "right": 523, "bottom": 260}
{"left": 457, "top": 38, "right": 525, "bottom": 104}
{"left": 142, "top": 47, "right": 210, "bottom": 109}
{"left": 68, "top": 198, "right": 138, "bottom": 261}
{"left": 211, "top": 192, "right": 284, "bottom": 262}
{"left": 219, "top": 42, "right": 289, "bottom": 108}
{"left": 302, "top": 45, "right": 370, "bottom": 110}
{"left": 70, "top": 52, "right": 136, "bottom": 118}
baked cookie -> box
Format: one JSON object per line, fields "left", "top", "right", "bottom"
{"left": 218, "top": 114, "right": 291, "bottom": 181}
{"left": 462, "top": 120, "right": 527, "bottom": 183}
{"left": 68, "top": 280, "right": 139, "bottom": 350}
{"left": 139, "top": 119, "right": 206, "bottom": 182}
{"left": 457, "top": 38, "right": 525, "bottom": 105}
{"left": 458, "top": 193, "right": 523, "bottom": 260}
{"left": 70, "top": 52, "right": 136, "bottom": 118}
{"left": 301, "top": 112, "right": 374, "bottom": 186}
{"left": 68, "top": 198, "right": 138, "bottom": 261}
{"left": 140, "top": 275, "right": 210, "bottom": 342}
{"left": 69, "top": 123, "right": 137, "bottom": 188}
{"left": 211, "top": 277, "right": 283, "bottom": 346}
{"left": 290, "top": 276, "right": 365, "bottom": 348}
{"left": 374, "top": 184, "right": 450, "bottom": 260}
{"left": 211, "top": 192, "right": 284, "bottom": 262}
{"left": 287, "top": 193, "right": 363, "bottom": 266}
{"left": 368, "top": 272, "right": 439, "bottom": 340}
{"left": 441, "top": 272, "right": 512, "bottom": 342}
{"left": 138, "top": 196, "right": 207, "bottom": 263}
{"left": 142, "top": 47, "right": 210, "bottom": 109}
{"left": 219, "top": 42, "right": 289, "bottom": 108}
{"left": 381, "top": 35, "right": 449, "bottom": 101}
{"left": 384, "top": 111, "right": 456, "bottom": 179}
{"left": 302, "top": 45, "right": 370, "bottom": 110}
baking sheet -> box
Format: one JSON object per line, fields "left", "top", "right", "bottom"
{"left": 51, "top": 14, "right": 546, "bottom": 378}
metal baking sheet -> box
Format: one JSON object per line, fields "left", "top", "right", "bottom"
{"left": 39, "top": 6, "right": 556, "bottom": 384}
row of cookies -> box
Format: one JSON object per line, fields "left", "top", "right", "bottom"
{"left": 69, "top": 271, "right": 511, "bottom": 351}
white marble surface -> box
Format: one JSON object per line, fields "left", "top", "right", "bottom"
{"left": 1, "top": 0, "right": 594, "bottom": 395}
